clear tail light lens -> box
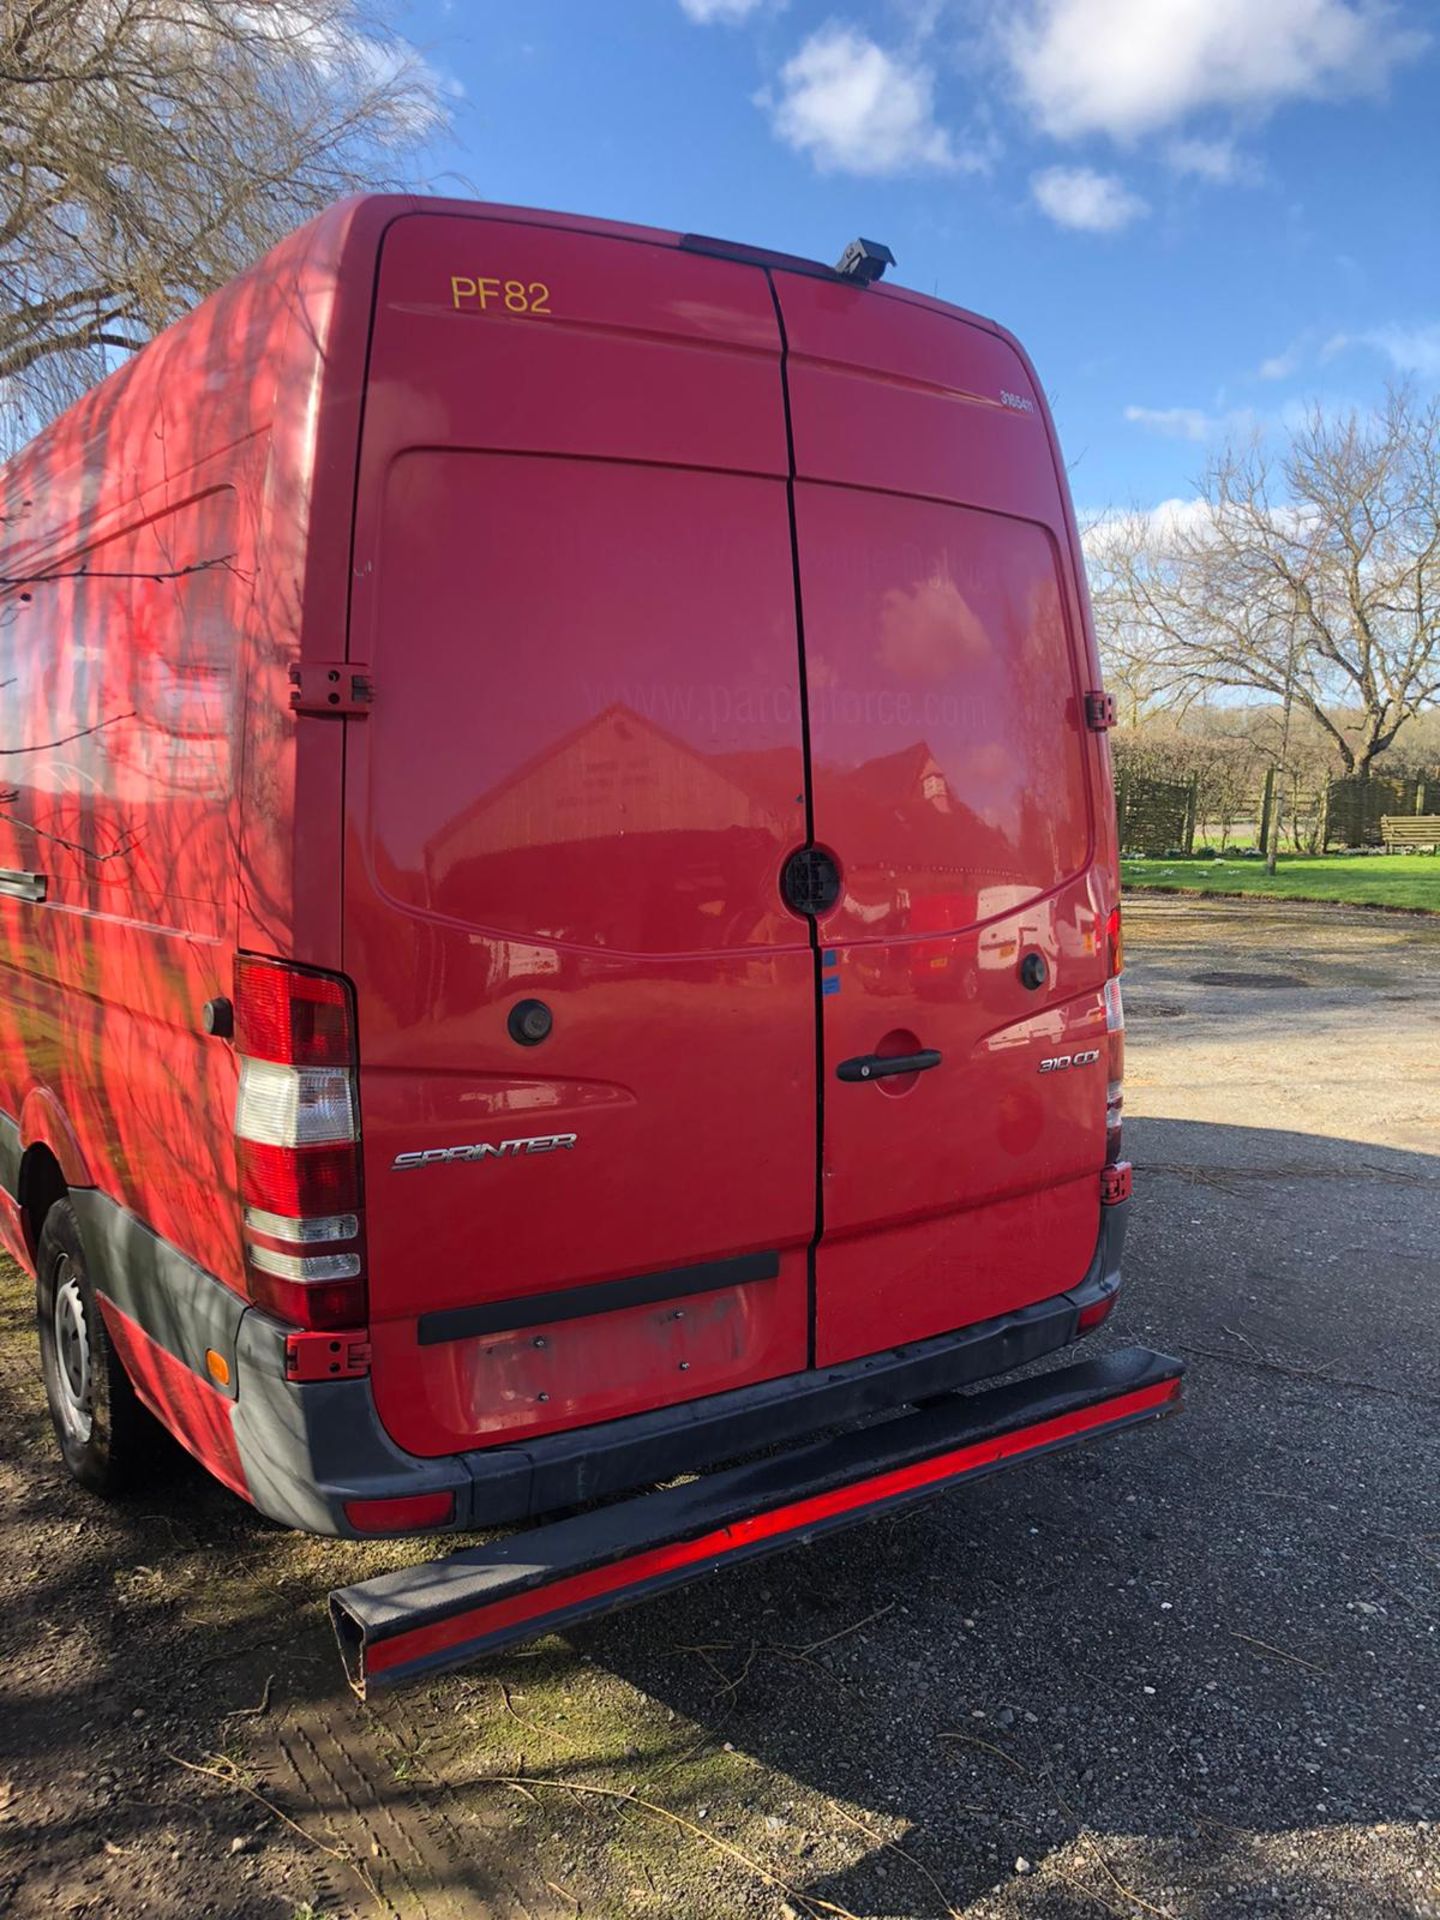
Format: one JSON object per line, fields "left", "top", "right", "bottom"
{"left": 1104, "top": 965, "right": 1125, "bottom": 1164}
{"left": 235, "top": 1060, "right": 356, "bottom": 1146}
{"left": 234, "top": 957, "right": 367, "bottom": 1331}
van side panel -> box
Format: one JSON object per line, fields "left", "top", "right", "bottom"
{"left": 0, "top": 474, "right": 256, "bottom": 1288}
{"left": 0, "top": 201, "right": 377, "bottom": 1317}
{"left": 237, "top": 197, "right": 397, "bottom": 968}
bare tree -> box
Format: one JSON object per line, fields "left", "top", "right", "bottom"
{"left": 1090, "top": 388, "right": 1440, "bottom": 777}
{"left": 0, "top": 0, "right": 447, "bottom": 439}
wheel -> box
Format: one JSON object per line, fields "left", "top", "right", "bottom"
{"left": 35, "top": 1198, "right": 155, "bottom": 1494}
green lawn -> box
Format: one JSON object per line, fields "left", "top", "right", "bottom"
{"left": 1122, "top": 852, "right": 1440, "bottom": 912}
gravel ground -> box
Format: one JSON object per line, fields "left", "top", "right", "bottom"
{"left": 1, "top": 894, "right": 1437, "bottom": 1919}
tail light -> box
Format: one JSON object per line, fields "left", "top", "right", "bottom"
{"left": 344, "top": 1491, "right": 456, "bottom": 1535}
{"left": 1077, "top": 1285, "right": 1119, "bottom": 1331}
{"left": 233, "top": 956, "right": 367, "bottom": 1331}
{"left": 1104, "top": 903, "right": 1125, "bottom": 1166}
{"left": 1105, "top": 903, "right": 1123, "bottom": 979}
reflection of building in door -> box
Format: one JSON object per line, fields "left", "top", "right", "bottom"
{"left": 811, "top": 739, "right": 1027, "bottom": 990}
{"left": 409, "top": 705, "right": 796, "bottom": 1001}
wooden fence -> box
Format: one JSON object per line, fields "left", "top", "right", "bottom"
{"left": 1115, "top": 772, "right": 1198, "bottom": 856}
{"left": 1323, "top": 775, "right": 1437, "bottom": 849}
{"left": 1116, "top": 769, "right": 1440, "bottom": 855}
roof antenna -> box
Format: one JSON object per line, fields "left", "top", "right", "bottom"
{"left": 834, "top": 237, "right": 896, "bottom": 285}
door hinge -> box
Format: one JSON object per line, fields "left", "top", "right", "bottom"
{"left": 289, "top": 662, "right": 374, "bottom": 716}
{"left": 1085, "top": 689, "right": 1117, "bottom": 731}
{"left": 285, "top": 1329, "right": 373, "bottom": 1381}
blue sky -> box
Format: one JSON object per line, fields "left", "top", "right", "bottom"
{"left": 396, "top": 0, "right": 1438, "bottom": 515}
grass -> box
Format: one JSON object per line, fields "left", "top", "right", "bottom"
{"left": 1122, "top": 851, "right": 1440, "bottom": 912}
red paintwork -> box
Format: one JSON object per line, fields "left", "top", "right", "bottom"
{"left": 98, "top": 1296, "right": 248, "bottom": 1498}
{"left": 0, "top": 196, "right": 1121, "bottom": 1497}
{"left": 370, "top": 1254, "right": 808, "bottom": 1456}
{"left": 783, "top": 471, "right": 1104, "bottom": 1360}
{"left": 344, "top": 214, "right": 815, "bottom": 1450}
{"left": 364, "top": 1374, "right": 1182, "bottom": 1679}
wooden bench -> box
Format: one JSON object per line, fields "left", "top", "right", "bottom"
{"left": 1379, "top": 815, "right": 1440, "bottom": 850}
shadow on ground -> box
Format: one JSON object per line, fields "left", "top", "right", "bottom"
{"left": 3, "top": 1107, "right": 1437, "bottom": 1917}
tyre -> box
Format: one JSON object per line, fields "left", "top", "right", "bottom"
{"left": 35, "top": 1198, "right": 156, "bottom": 1494}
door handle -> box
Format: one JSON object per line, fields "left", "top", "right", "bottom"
{"left": 0, "top": 868, "right": 46, "bottom": 903}
{"left": 837, "top": 1049, "right": 942, "bottom": 1083}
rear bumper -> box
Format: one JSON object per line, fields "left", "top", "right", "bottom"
{"left": 331, "top": 1341, "right": 1181, "bottom": 1694}
{"left": 230, "top": 1200, "right": 1130, "bottom": 1535}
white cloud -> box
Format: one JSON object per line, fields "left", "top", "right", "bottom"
{"left": 678, "top": 0, "right": 765, "bottom": 21}
{"left": 1082, "top": 497, "right": 1217, "bottom": 561}
{"left": 1032, "top": 165, "right": 1147, "bottom": 231}
{"left": 762, "top": 25, "right": 969, "bottom": 176}
{"left": 1124, "top": 403, "right": 1258, "bottom": 440}
{"left": 1258, "top": 346, "right": 1303, "bottom": 380}
{"left": 1123, "top": 405, "right": 1216, "bottom": 441}
{"left": 1328, "top": 322, "right": 1440, "bottom": 378}
{"left": 1085, "top": 494, "right": 1326, "bottom": 569}
{"left": 1007, "top": 0, "right": 1428, "bottom": 142}
{"left": 1165, "top": 136, "right": 1258, "bottom": 184}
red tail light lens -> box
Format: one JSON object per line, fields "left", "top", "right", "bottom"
{"left": 1105, "top": 904, "right": 1123, "bottom": 979}
{"left": 1077, "top": 1288, "right": 1118, "bottom": 1332}
{"left": 344, "top": 1491, "right": 456, "bottom": 1535}
{"left": 234, "top": 955, "right": 354, "bottom": 1067}
{"left": 233, "top": 957, "right": 367, "bottom": 1333}
{"left": 250, "top": 1271, "right": 368, "bottom": 1332}
{"left": 239, "top": 1140, "right": 360, "bottom": 1218}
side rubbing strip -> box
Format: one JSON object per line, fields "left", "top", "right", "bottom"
{"left": 329, "top": 1346, "right": 1183, "bottom": 1695}
{"left": 417, "top": 1250, "right": 781, "bottom": 1345}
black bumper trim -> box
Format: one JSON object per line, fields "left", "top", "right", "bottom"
{"left": 417, "top": 1248, "right": 781, "bottom": 1345}
{"left": 0, "top": 1108, "right": 21, "bottom": 1203}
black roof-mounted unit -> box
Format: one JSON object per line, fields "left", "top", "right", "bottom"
{"left": 834, "top": 237, "right": 896, "bottom": 285}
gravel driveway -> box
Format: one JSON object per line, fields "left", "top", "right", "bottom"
{"left": 2, "top": 893, "right": 1437, "bottom": 1919}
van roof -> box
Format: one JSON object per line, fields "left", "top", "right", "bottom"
{"left": 0, "top": 194, "right": 1006, "bottom": 508}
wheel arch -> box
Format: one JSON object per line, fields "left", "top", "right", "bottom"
{"left": 18, "top": 1142, "right": 68, "bottom": 1260}
{"left": 17, "top": 1087, "right": 93, "bottom": 1255}
{"left": 19, "top": 1086, "right": 93, "bottom": 1186}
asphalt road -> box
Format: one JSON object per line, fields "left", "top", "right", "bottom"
{"left": 2, "top": 893, "right": 1437, "bottom": 1919}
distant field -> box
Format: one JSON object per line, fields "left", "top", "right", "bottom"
{"left": 1122, "top": 852, "right": 1440, "bottom": 912}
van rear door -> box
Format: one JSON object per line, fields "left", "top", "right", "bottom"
{"left": 343, "top": 214, "right": 815, "bottom": 1456}
{"left": 771, "top": 273, "right": 1111, "bottom": 1367}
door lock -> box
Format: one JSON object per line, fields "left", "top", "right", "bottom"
{"left": 781, "top": 847, "right": 841, "bottom": 917}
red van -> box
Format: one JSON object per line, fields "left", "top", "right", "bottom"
{"left": 0, "top": 198, "right": 1176, "bottom": 1689}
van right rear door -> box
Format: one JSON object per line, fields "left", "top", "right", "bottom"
{"left": 772, "top": 272, "right": 1113, "bottom": 1367}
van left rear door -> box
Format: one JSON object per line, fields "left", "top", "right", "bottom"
{"left": 342, "top": 213, "right": 815, "bottom": 1457}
